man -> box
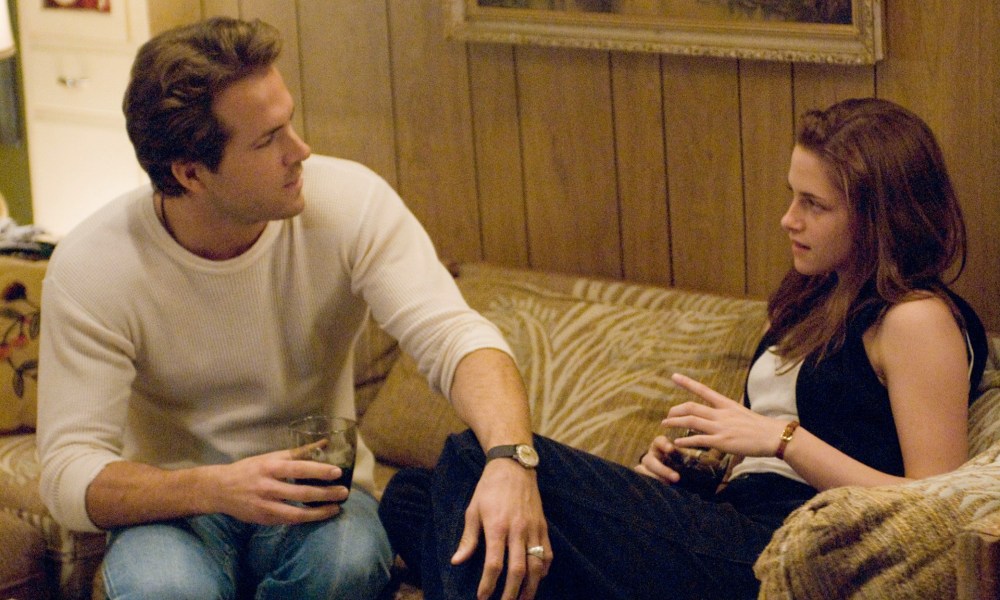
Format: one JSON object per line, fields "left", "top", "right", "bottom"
{"left": 37, "top": 17, "right": 548, "bottom": 599}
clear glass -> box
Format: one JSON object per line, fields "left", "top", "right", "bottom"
{"left": 288, "top": 415, "right": 358, "bottom": 505}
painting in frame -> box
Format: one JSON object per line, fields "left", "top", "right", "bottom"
{"left": 43, "top": 0, "right": 111, "bottom": 12}
{"left": 443, "top": 0, "right": 885, "bottom": 65}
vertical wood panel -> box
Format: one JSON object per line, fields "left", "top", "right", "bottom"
{"left": 201, "top": 0, "right": 238, "bottom": 18}
{"left": 297, "top": 0, "right": 397, "bottom": 187}
{"left": 791, "top": 64, "right": 874, "bottom": 115}
{"left": 878, "top": 0, "right": 1000, "bottom": 329}
{"left": 238, "top": 0, "right": 304, "bottom": 136}
{"left": 468, "top": 44, "right": 529, "bottom": 267}
{"left": 662, "top": 56, "right": 744, "bottom": 295}
{"left": 611, "top": 52, "right": 671, "bottom": 286}
{"left": 388, "top": 0, "right": 482, "bottom": 263}
{"left": 517, "top": 46, "right": 620, "bottom": 278}
{"left": 740, "top": 60, "right": 794, "bottom": 298}
{"left": 975, "top": 1, "right": 1000, "bottom": 330}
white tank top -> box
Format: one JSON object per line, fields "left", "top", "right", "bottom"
{"left": 730, "top": 347, "right": 808, "bottom": 484}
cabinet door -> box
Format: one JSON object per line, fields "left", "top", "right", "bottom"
{"left": 27, "top": 117, "right": 147, "bottom": 236}
{"left": 22, "top": 46, "right": 134, "bottom": 116}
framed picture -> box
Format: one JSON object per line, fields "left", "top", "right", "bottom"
{"left": 25, "top": 0, "right": 126, "bottom": 43}
{"left": 43, "top": 0, "right": 111, "bottom": 12}
{"left": 443, "top": 0, "right": 885, "bottom": 65}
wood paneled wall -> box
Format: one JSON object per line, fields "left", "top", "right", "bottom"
{"left": 205, "top": 0, "right": 1000, "bottom": 332}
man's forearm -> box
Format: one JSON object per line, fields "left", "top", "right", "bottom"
{"left": 449, "top": 348, "right": 534, "bottom": 450}
{"left": 86, "top": 461, "right": 214, "bottom": 529}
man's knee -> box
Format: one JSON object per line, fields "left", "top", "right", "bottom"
{"left": 102, "top": 521, "right": 236, "bottom": 600}
{"left": 442, "top": 428, "right": 480, "bottom": 457}
{"left": 104, "top": 572, "right": 227, "bottom": 600}
{"left": 329, "top": 540, "right": 393, "bottom": 594}
{"left": 280, "top": 522, "right": 391, "bottom": 600}
{"left": 103, "top": 548, "right": 232, "bottom": 600}
{"left": 294, "top": 492, "right": 393, "bottom": 598}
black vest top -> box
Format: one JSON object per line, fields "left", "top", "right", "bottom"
{"left": 747, "top": 290, "right": 988, "bottom": 477}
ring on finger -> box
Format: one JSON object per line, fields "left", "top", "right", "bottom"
{"left": 527, "top": 545, "right": 545, "bottom": 560}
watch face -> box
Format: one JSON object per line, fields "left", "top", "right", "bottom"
{"left": 515, "top": 444, "right": 540, "bottom": 467}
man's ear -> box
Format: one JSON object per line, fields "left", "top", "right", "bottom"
{"left": 170, "top": 160, "right": 205, "bottom": 195}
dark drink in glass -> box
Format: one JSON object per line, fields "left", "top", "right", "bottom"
{"left": 289, "top": 416, "right": 358, "bottom": 507}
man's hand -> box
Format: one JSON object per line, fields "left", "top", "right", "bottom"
{"left": 446, "top": 348, "right": 549, "bottom": 598}
{"left": 450, "top": 458, "right": 550, "bottom": 600}
{"left": 85, "top": 448, "right": 347, "bottom": 529}
{"left": 207, "top": 448, "right": 348, "bottom": 524}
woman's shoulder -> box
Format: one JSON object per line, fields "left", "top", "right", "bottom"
{"left": 878, "top": 288, "right": 988, "bottom": 393}
{"left": 859, "top": 287, "right": 982, "bottom": 333}
{"left": 879, "top": 294, "right": 957, "bottom": 333}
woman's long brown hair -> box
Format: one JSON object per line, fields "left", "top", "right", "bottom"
{"left": 768, "top": 98, "right": 968, "bottom": 366}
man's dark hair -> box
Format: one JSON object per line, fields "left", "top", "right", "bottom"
{"left": 123, "top": 17, "right": 282, "bottom": 196}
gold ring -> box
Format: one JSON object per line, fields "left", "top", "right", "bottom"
{"left": 527, "top": 545, "right": 545, "bottom": 560}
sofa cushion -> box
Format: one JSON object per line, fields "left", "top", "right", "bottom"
{"left": 360, "top": 263, "right": 768, "bottom": 471}
{"left": 361, "top": 351, "right": 465, "bottom": 470}
{"left": 0, "top": 256, "right": 46, "bottom": 433}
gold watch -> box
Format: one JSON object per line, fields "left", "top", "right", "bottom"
{"left": 486, "top": 444, "right": 539, "bottom": 469}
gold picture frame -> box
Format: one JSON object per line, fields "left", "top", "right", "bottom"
{"left": 443, "top": 0, "right": 885, "bottom": 65}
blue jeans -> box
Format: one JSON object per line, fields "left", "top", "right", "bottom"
{"left": 380, "top": 430, "right": 816, "bottom": 600}
{"left": 102, "top": 489, "right": 392, "bottom": 600}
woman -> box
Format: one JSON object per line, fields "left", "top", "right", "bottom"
{"left": 378, "top": 98, "right": 989, "bottom": 600}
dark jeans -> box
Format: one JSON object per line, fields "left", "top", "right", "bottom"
{"left": 379, "top": 430, "right": 816, "bottom": 600}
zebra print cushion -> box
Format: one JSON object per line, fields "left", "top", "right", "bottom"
{"left": 360, "top": 262, "right": 768, "bottom": 470}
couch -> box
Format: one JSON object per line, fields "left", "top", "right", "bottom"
{"left": 1, "top": 260, "right": 999, "bottom": 599}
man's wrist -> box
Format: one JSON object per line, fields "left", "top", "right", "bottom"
{"left": 486, "top": 443, "right": 539, "bottom": 469}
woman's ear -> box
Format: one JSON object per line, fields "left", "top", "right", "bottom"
{"left": 170, "top": 160, "right": 204, "bottom": 195}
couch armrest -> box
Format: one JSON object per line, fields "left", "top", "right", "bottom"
{"left": 0, "top": 433, "right": 106, "bottom": 599}
{"left": 958, "top": 510, "right": 1000, "bottom": 600}
{"left": 755, "top": 486, "right": 962, "bottom": 599}
{"left": 756, "top": 440, "right": 1000, "bottom": 599}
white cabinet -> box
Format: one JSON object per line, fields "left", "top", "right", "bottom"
{"left": 17, "top": 0, "right": 200, "bottom": 236}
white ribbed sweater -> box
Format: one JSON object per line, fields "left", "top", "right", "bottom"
{"left": 36, "top": 155, "right": 510, "bottom": 532}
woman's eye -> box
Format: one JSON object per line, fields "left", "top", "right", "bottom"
{"left": 804, "top": 196, "right": 827, "bottom": 211}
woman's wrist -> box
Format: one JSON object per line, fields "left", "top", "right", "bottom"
{"left": 775, "top": 420, "right": 800, "bottom": 460}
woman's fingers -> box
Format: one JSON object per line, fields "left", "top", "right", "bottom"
{"left": 671, "top": 373, "right": 733, "bottom": 407}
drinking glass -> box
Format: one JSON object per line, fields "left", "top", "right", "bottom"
{"left": 288, "top": 415, "right": 357, "bottom": 506}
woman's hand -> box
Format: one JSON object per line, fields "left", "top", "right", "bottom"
{"left": 634, "top": 435, "right": 682, "bottom": 483}
{"left": 664, "top": 373, "right": 787, "bottom": 458}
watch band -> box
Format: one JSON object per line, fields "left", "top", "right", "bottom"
{"left": 486, "top": 444, "right": 539, "bottom": 468}
{"left": 486, "top": 445, "right": 520, "bottom": 460}
{"left": 775, "top": 420, "right": 800, "bottom": 460}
